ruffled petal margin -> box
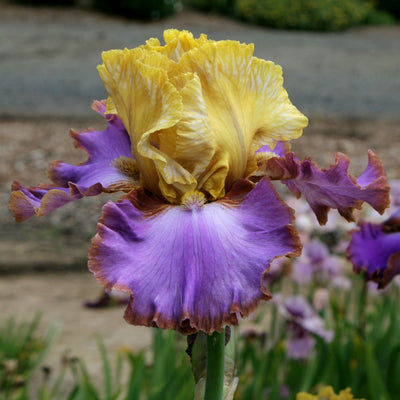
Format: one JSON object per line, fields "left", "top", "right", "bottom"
{"left": 347, "top": 212, "right": 400, "bottom": 288}
{"left": 9, "top": 101, "right": 138, "bottom": 222}
{"left": 9, "top": 181, "right": 87, "bottom": 222}
{"left": 258, "top": 150, "right": 390, "bottom": 224}
{"left": 89, "top": 178, "right": 301, "bottom": 334}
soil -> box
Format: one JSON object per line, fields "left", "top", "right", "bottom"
{"left": 0, "top": 2, "right": 399, "bottom": 394}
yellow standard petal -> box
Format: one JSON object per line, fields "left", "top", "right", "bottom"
{"left": 148, "top": 72, "right": 217, "bottom": 202}
{"left": 98, "top": 48, "right": 194, "bottom": 198}
{"left": 169, "top": 72, "right": 216, "bottom": 180}
{"left": 174, "top": 39, "right": 308, "bottom": 199}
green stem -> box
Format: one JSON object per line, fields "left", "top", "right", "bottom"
{"left": 358, "top": 273, "right": 368, "bottom": 340}
{"left": 204, "top": 329, "right": 225, "bottom": 400}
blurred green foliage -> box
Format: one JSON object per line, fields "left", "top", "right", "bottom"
{"left": 235, "top": 0, "right": 378, "bottom": 30}
{"left": 4, "top": 275, "right": 400, "bottom": 400}
{"left": 374, "top": 0, "right": 400, "bottom": 18}
{"left": 7, "top": 0, "right": 397, "bottom": 27}
{"left": 92, "top": 0, "right": 182, "bottom": 20}
{"left": 182, "top": 0, "right": 233, "bottom": 15}
{"left": 185, "top": 0, "right": 397, "bottom": 30}
{"left": 0, "top": 314, "right": 58, "bottom": 399}
{"left": 235, "top": 275, "right": 400, "bottom": 399}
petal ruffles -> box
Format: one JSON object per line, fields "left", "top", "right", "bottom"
{"left": 259, "top": 150, "right": 390, "bottom": 224}
{"left": 9, "top": 101, "right": 138, "bottom": 221}
{"left": 9, "top": 181, "right": 86, "bottom": 222}
{"left": 89, "top": 178, "right": 301, "bottom": 334}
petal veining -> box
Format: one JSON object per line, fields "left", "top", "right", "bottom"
{"left": 145, "top": 29, "right": 210, "bottom": 62}
{"left": 174, "top": 40, "right": 308, "bottom": 198}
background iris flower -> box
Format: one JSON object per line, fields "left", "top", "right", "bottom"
{"left": 296, "top": 386, "right": 364, "bottom": 400}
{"left": 274, "top": 294, "right": 334, "bottom": 359}
{"left": 9, "top": 30, "right": 390, "bottom": 334}
{"left": 348, "top": 209, "right": 400, "bottom": 288}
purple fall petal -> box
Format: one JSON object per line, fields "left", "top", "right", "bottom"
{"left": 259, "top": 150, "right": 390, "bottom": 225}
{"left": 89, "top": 178, "right": 301, "bottom": 334}
{"left": 348, "top": 213, "right": 400, "bottom": 288}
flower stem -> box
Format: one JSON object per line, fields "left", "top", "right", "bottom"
{"left": 204, "top": 328, "right": 225, "bottom": 400}
{"left": 358, "top": 272, "right": 368, "bottom": 340}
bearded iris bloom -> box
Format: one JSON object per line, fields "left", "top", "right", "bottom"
{"left": 9, "top": 30, "right": 390, "bottom": 334}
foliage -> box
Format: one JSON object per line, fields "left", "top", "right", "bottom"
{"left": 185, "top": 0, "right": 396, "bottom": 30}
{"left": 5, "top": 275, "right": 400, "bottom": 400}
{"left": 235, "top": 0, "right": 379, "bottom": 31}
{"left": 235, "top": 276, "right": 400, "bottom": 399}
{"left": 374, "top": 0, "right": 400, "bottom": 18}
{"left": 7, "top": 0, "right": 74, "bottom": 5}
{"left": 182, "top": 0, "right": 233, "bottom": 16}
{"left": 91, "top": 0, "right": 182, "bottom": 20}
{"left": 0, "top": 314, "right": 58, "bottom": 400}
{"left": 6, "top": 329, "right": 194, "bottom": 400}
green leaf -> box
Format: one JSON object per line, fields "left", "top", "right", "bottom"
{"left": 365, "top": 344, "right": 392, "bottom": 400}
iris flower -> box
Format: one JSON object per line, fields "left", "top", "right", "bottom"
{"left": 9, "top": 30, "right": 389, "bottom": 334}
{"left": 348, "top": 210, "right": 400, "bottom": 288}
{"left": 275, "top": 295, "right": 333, "bottom": 359}
{"left": 296, "top": 386, "right": 364, "bottom": 400}
{"left": 291, "top": 239, "right": 344, "bottom": 285}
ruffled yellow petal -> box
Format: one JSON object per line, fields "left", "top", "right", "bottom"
{"left": 98, "top": 48, "right": 188, "bottom": 197}
{"left": 174, "top": 40, "right": 307, "bottom": 197}
{"left": 247, "top": 57, "right": 308, "bottom": 151}
{"left": 145, "top": 29, "right": 210, "bottom": 62}
{"left": 98, "top": 30, "right": 308, "bottom": 203}
{"left": 170, "top": 72, "right": 216, "bottom": 179}
{"left": 173, "top": 41, "right": 252, "bottom": 197}
{"left": 150, "top": 72, "right": 217, "bottom": 202}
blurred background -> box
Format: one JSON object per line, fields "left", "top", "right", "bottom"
{"left": 0, "top": 0, "right": 399, "bottom": 398}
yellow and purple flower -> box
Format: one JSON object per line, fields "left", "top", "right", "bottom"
{"left": 9, "top": 30, "right": 390, "bottom": 334}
